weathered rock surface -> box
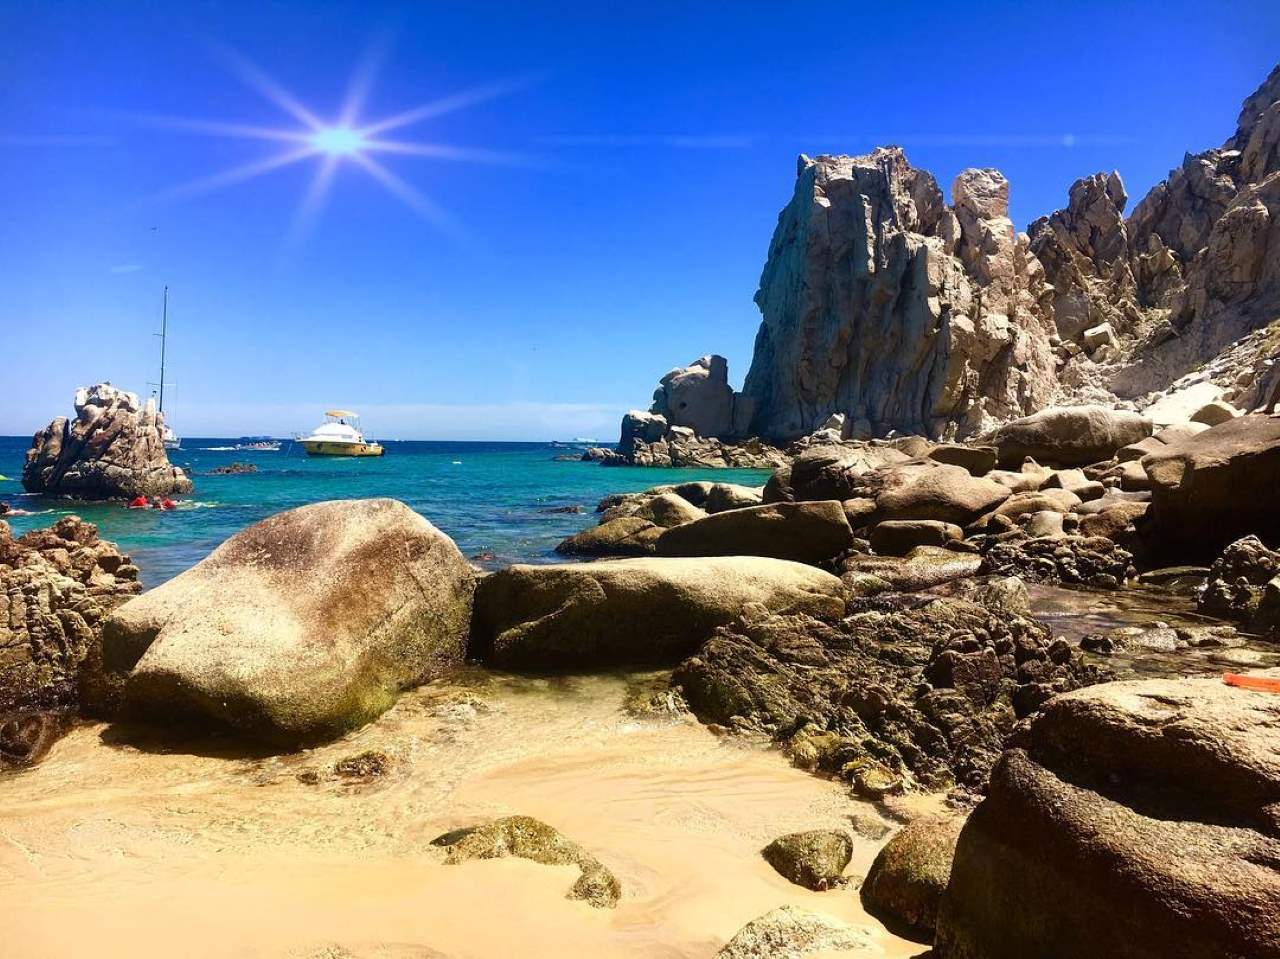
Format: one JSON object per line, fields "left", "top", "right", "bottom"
{"left": 870, "top": 520, "right": 963, "bottom": 556}
{"left": 741, "top": 149, "right": 1057, "bottom": 441}
{"left": 1140, "top": 414, "right": 1280, "bottom": 560}
{"left": 672, "top": 594, "right": 1101, "bottom": 794}
{"left": 471, "top": 557, "right": 844, "bottom": 670}
{"left": 935, "top": 676, "right": 1280, "bottom": 959}
{"left": 1199, "top": 535, "right": 1280, "bottom": 632}
{"left": 1, "top": 517, "right": 140, "bottom": 717}
{"left": 432, "top": 816, "right": 620, "bottom": 908}
{"left": 22, "top": 383, "right": 191, "bottom": 499}
{"left": 761, "top": 829, "right": 853, "bottom": 891}
{"left": 104, "top": 499, "right": 474, "bottom": 744}
{"left": 861, "top": 815, "right": 967, "bottom": 942}
{"left": 986, "top": 405, "right": 1152, "bottom": 466}
{"left": 840, "top": 547, "right": 982, "bottom": 594}
{"left": 715, "top": 906, "right": 872, "bottom": 959}
{"left": 648, "top": 354, "right": 747, "bottom": 439}
{"left": 654, "top": 500, "right": 854, "bottom": 564}
{"left": 875, "top": 464, "right": 1010, "bottom": 525}
{"left": 764, "top": 444, "right": 911, "bottom": 503}
{"left": 555, "top": 516, "right": 662, "bottom": 557}
{"left": 980, "top": 534, "right": 1133, "bottom": 589}
{"left": 704, "top": 482, "right": 764, "bottom": 513}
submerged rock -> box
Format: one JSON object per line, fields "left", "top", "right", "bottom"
{"left": 104, "top": 499, "right": 474, "bottom": 744}
{"left": 672, "top": 595, "right": 1101, "bottom": 793}
{"left": 715, "top": 905, "right": 872, "bottom": 959}
{"left": 432, "top": 815, "right": 620, "bottom": 908}
{"left": 935, "top": 676, "right": 1280, "bottom": 959}
{"left": 760, "top": 829, "right": 853, "bottom": 890}
{"left": 471, "top": 557, "right": 844, "bottom": 670}
{"left": 861, "top": 814, "right": 966, "bottom": 942}
{"left": 555, "top": 516, "right": 662, "bottom": 557}
{"left": 0, "top": 516, "right": 141, "bottom": 718}
{"left": 22, "top": 383, "right": 191, "bottom": 499}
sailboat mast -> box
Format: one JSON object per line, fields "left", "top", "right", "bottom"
{"left": 159, "top": 285, "right": 168, "bottom": 413}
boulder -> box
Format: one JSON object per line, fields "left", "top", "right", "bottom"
{"left": 1043, "top": 468, "right": 1105, "bottom": 501}
{"left": 935, "top": 677, "right": 1280, "bottom": 959}
{"left": 1021, "top": 510, "right": 1065, "bottom": 539}
{"left": 927, "top": 444, "right": 998, "bottom": 476}
{"left": 432, "top": 816, "right": 620, "bottom": 908}
{"left": 649, "top": 355, "right": 740, "bottom": 438}
{"left": 0, "top": 517, "right": 141, "bottom": 717}
{"left": 629, "top": 491, "right": 706, "bottom": 527}
{"left": 862, "top": 815, "right": 966, "bottom": 941}
{"left": 471, "top": 556, "right": 844, "bottom": 670}
{"left": 715, "top": 906, "right": 871, "bottom": 959}
{"left": 987, "top": 405, "right": 1153, "bottom": 467}
{"left": 870, "top": 520, "right": 963, "bottom": 556}
{"left": 654, "top": 501, "right": 854, "bottom": 564}
{"left": 765, "top": 444, "right": 911, "bottom": 503}
{"left": 1191, "top": 399, "right": 1241, "bottom": 426}
{"left": 974, "top": 489, "right": 1081, "bottom": 528}
{"left": 555, "top": 516, "right": 662, "bottom": 557}
{"left": 104, "top": 499, "right": 474, "bottom": 744}
{"left": 1198, "top": 535, "right": 1280, "bottom": 631}
{"left": 1077, "top": 501, "right": 1149, "bottom": 543}
{"left": 876, "top": 464, "right": 1010, "bottom": 525}
{"left": 22, "top": 383, "right": 192, "bottom": 499}
{"left": 1141, "top": 414, "right": 1280, "bottom": 560}
{"left": 980, "top": 535, "right": 1133, "bottom": 589}
{"left": 761, "top": 829, "right": 854, "bottom": 890}
{"left": 704, "top": 483, "right": 765, "bottom": 513}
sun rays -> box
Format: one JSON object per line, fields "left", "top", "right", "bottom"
{"left": 140, "top": 44, "right": 540, "bottom": 240}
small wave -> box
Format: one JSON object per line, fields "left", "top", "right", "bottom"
{"left": 201, "top": 446, "right": 238, "bottom": 451}
{"left": 451, "top": 460, "right": 463, "bottom": 465}
{"left": 175, "top": 501, "right": 220, "bottom": 510}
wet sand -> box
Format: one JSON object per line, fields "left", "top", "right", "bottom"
{"left": 0, "top": 670, "right": 926, "bottom": 958}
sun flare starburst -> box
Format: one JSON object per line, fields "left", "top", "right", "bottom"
{"left": 141, "top": 46, "right": 538, "bottom": 240}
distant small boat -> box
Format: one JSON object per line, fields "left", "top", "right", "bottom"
{"left": 235, "top": 437, "right": 282, "bottom": 452}
{"left": 297, "top": 410, "right": 384, "bottom": 457}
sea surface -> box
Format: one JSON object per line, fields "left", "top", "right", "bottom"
{"left": 0, "top": 436, "right": 770, "bottom": 585}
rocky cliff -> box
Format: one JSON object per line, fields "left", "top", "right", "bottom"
{"left": 740, "top": 149, "right": 1057, "bottom": 441}
{"left": 23, "top": 383, "right": 192, "bottom": 499}
{"left": 612, "top": 62, "right": 1280, "bottom": 453}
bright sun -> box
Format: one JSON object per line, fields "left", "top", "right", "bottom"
{"left": 311, "top": 126, "right": 366, "bottom": 154}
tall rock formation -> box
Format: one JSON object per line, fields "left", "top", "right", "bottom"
{"left": 740, "top": 148, "right": 1056, "bottom": 441}
{"left": 23, "top": 383, "right": 192, "bottom": 499}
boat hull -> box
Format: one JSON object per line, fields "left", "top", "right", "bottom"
{"left": 299, "top": 440, "right": 384, "bottom": 457}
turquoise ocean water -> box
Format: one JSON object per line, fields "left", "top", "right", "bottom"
{"left": 0, "top": 437, "right": 769, "bottom": 586}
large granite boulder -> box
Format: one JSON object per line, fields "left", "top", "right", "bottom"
{"left": 935, "top": 676, "right": 1280, "bottom": 959}
{"left": 22, "top": 383, "right": 191, "bottom": 499}
{"left": 554, "top": 516, "right": 662, "bottom": 557}
{"left": 470, "top": 557, "right": 844, "bottom": 670}
{"left": 1140, "top": 414, "right": 1280, "bottom": 560}
{"left": 654, "top": 500, "right": 854, "bottom": 564}
{"left": 761, "top": 829, "right": 853, "bottom": 891}
{"left": 0, "top": 517, "right": 140, "bottom": 717}
{"left": 987, "top": 405, "right": 1153, "bottom": 467}
{"left": 103, "top": 499, "right": 474, "bottom": 744}
{"left": 740, "top": 149, "right": 1056, "bottom": 441}
{"left": 764, "top": 443, "right": 911, "bottom": 503}
{"left": 875, "top": 463, "right": 1010, "bottom": 525}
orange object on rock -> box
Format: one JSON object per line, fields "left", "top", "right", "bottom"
{"left": 1222, "top": 673, "right": 1280, "bottom": 694}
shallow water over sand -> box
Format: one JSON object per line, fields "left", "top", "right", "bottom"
{"left": 0, "top": 670, "right": 926, "bottom": 959}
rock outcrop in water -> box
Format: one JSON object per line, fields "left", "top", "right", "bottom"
{"left": 0, "top": 516, "right": 140, "bottom": 719}
{"left": 739, "top": 149, "right": 1057, "bottom": 441}
{"left": 101, "top": 498, "right": 474, "bottom": 744}
{"left": 22, "top": 383, "right": 191, "bottom": 499}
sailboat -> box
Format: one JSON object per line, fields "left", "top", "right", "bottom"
{"left": 152, "top": 286, "right": 181, "bottom": 450}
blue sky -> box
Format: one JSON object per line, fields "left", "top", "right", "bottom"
{"left": 3, "top": 1, "right": 1278, "bottom": 440}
